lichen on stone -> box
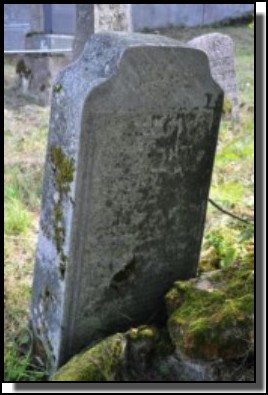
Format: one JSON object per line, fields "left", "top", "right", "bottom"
{"left": 52, "top": 202, "right": 64, "bottom": 254}
{"left": 50, "top": 145, "right": 74, "bottom": 196}
{"left": 49, "top": 145, "right": 75, "bottom": 278}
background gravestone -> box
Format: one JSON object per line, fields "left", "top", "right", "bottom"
{"left": 16, "top": 32, "right": 73, "bottom": 105}
{"left": 17, "top": 5, "right": 132, "bottom": 102}
{"left": 95, "top": 4, "right": 132, "bottom": 32}
{"left": 17, "top": 52, "right": 72, "bottom": 106}
{"left": 73, "top": 4, "right": 132, "bottom": 60}
{"left": 30, "top": 32, "right": 223, "bottom": 371}
{"left": 188, "top": 33, "right": 239, "bottom": 121}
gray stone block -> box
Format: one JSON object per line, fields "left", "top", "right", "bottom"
{"left": 16, "top": 34, "right": 73, "bottom": 106}
{"left": 188, "top": 33, "right": 239, "bottom": 121}
{"left": 95, "top": 4, "right": 132, "bottom": 32}
{"left": 30, "top": 32, "right": 223, "bottom": 371}
{"left": 16, "top": 53, "right": 72, "bottom": 106}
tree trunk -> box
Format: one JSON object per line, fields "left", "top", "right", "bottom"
{"left": 72, "top": 5, "right": 94, "bottom": 60}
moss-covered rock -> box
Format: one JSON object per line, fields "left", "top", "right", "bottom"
{"left": 51, "top": 333, "right": 126, "bottom": 381}
{"left": 124, "top": 325, "right": 159, "bottom": 380}
{"left": 51, "top": 326, "right": 159, "bottom": 381}
{"left": 166, "top": 261, "right": 254, "bottom": 361}
{"left": 50, "top": 249, "right": 254, "bottom": 381}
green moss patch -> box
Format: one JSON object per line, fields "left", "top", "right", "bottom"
{"left": 50, "top": 146, "right": 74, "bottom": 196}
{"left": 51, "top": 334, "right": 126, "bottom": 381}
{"left": 166, "top": 260, "right": 254, "bottom": 361}
{"left": 127, "top": 325, "right": 158, "bottom": 342}
{"left": 49, "top": 145, "right": 75, "bottom": 278}
{"left": 51, "top": 326, "right": 161, "bottom": 381}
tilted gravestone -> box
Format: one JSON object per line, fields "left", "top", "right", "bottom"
{"left": 188, "top": 33, "right": 239, "bottom": 121}
{"left": 30, "top": 32, "right": 223, "bottom": 371}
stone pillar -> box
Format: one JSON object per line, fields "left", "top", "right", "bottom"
{"left": 30, "top": 4, "right": 44, "bottom": 32}
{"left": 94, "top": 4, "right": 132, "bottom": 32}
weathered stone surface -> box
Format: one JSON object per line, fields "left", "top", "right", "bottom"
{"left": 95, "top": 4, "right": 132, "bottom": 32}
{"left": 30, "top": 32, "right": 223, "bottom": 371}
{"left": 72, "top": 5, "right": 94, "bottom": 60}
{"left": 188, "top": 33, "right": 239, "bottom": 121}
{"left": 30, "top": 4, "right": 44, "bottom": 32}
{"left": 73, "top": 5, "right": 131, "bottom": 61}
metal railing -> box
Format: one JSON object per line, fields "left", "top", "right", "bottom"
{"left": 4, "top": 49, "right": 72, "bottom": 54}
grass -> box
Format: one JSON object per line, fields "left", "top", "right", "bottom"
{"left": 4, "top": 23, "right": 254, "bottom": 381}
{"left": 4, "top": 199, "right": 31, "bottom": 235}
{"left": 4, "top": 57, "right": 49, "bottom": 381}
{"left": 4, "top": 342, "right": 45, "bottom": 382}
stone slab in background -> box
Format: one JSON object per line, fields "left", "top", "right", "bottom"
{"left": 188, "top": 33, "right": 239, "bottom": 121}
{"left": 18, "top": 54, "right": 72, "bottom": 105}
{"left": 16, "top": 34, "right": 72, "bottom": 105}
{"left": 30, "top": 32, "right": 223, "bottom": 371}
{"left": 95, "top": 4, "right": 132, "bottom": 32}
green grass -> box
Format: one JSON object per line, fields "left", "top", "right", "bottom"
{"left": 5, "top": 341, "right": 46, "bottom": 382}
{"left": 4, "top": 23, "right": 254, "bottom": 381}
{"left": 4, "top": 199, "right": 31, "bottom": 236}
{"left": 4, "top": 56, "right": 49, "bottom": 381}
{"left": 5, "top": 165, "right": 44, "bottom": 211}
{"left": 209, "top": 112, "right": 254, "bottom": 211}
